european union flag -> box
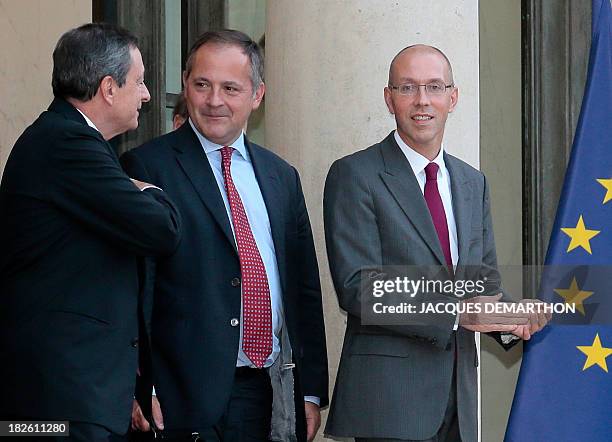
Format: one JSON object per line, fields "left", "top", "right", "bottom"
{"left": 505, "top": 0, "right": 612, "bottom": 440}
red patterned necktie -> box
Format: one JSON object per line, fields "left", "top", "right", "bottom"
{"left": 424, "top": 162, "right": 453, "bottom": 269}
{"left": 220, "top": 146, "right": 272, "bottom": 368}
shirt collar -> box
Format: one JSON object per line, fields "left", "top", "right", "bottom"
{"left": 75, "top": 108, "right": 100, "bottom": 133}
{"left": 189, "top": 118, "right": 248, "bottom": 160}
{"left": 393, "top": 130, "right": 446, "bottom": 177}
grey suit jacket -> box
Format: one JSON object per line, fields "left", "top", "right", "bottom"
{"left": 323, "top": 132, "right": 509, "bottom": 442}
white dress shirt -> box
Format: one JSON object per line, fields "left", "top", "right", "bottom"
{"left": 76, "top": 108, "right": 100, "bottom": 132}
{"left": 394, "top": 131, "right": 459, "bottom": 267}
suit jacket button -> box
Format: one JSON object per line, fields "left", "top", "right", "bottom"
{"left": 230, "top": 318, "right": 239, "bottom": 327}
{"left": 231, "top": 277, "right": 241, "bottom": 287}
{"left": 131, "top": 338, "right": 139, "bottom": 348}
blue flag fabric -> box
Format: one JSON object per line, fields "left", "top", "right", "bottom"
{"left": 505, "top": 1, "right": 612, "bottom": 440}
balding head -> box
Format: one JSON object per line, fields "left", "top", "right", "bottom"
{"left": 388, "top": 44, "right": 454, "bottom": 86}
{"left": 383, "top": 43, "right": 458, "bottom": 159}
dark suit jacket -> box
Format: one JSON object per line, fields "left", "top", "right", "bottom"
{"left": 323, "top": 133, "right": 513, "bottom": 442}
{"left": 0, "top": 99, "right": 182, "bottom": 433}
{"left": 120, "top": 122, "right": 328, "bottom": 438}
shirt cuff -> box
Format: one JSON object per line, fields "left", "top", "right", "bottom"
{"left": 501, "top": 332, "right": 521, "bottom": 344}
{"left": 304, "top": 396, "right": 320, "bottom": 406}
{"left": 141, "top": 185, "right": 163, "bottom": 192}
{"left": 453, "top": 312, "right": 460, "bottom": 331}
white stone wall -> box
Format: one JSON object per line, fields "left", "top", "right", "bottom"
{"left": 0, "top": 0, "right": 91, "bottom": 177}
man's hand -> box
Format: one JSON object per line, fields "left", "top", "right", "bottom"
{"left": 510, "top": 324, "right": 531, "bottom": 340}
{"left": 131, "top": 399, "right": 150, "bottom": 432}
{"left": 130, "top": 178, "right": 156, "bottom": 191}
{"left": 510, "top": 299, "right": 552, "bottom": 340}
{"left": 304, "top": 401, "right": 321, "bottom": 442}
{"left": 151, "top": 395, "right": 164, "bottom": 430}
{"left": 130, "top": 396, "right": 164, "bottom": 432}
{"left": 519, "top": 298, "right": 552, "bottom": 335}
{"left": 459, "top": 294, "right": 529, "bottom": 333}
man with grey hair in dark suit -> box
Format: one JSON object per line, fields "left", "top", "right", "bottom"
{"left": 323, "top": 45, "right": 549, "bottom": 442}
{"left": 0, "top": 23, "right": 181, "bottom": 441}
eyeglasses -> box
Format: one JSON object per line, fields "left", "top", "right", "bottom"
{"left": 388, "top": 81, "right": 454, "bottom": 96}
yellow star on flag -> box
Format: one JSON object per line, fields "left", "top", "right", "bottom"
{"left": 560, "top": 215, "right": 600, "bottom": 254}
{"left": 553, "top": 277, "right": 594, "bottom": 315}
{"left": 596, "top": 178, "right": 612, "bottom": 204}
{"left": 577, "top": 334, "right": 612, "bottom": 372}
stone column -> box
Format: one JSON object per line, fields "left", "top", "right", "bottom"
{"left": 265, "top": 1, "right": 480, "bottom": 440}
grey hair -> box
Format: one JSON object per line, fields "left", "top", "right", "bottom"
{"left": 185, "top": 29, "right": 264, "bottom": 93}
{"left": 52, "top": 23, "right": 139, "bottom": 101}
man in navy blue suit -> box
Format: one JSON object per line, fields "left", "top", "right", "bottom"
{"left": 122, "top": 30, "right": 328, "bottom": 442}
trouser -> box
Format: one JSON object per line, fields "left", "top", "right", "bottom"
{"left": 151, "top": 367, "right": 273, "bottom": 442}
{"left": 356, "top": 369, "right": 461, "bottom": 442}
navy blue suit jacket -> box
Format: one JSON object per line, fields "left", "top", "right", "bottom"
{"left": 0, "top": 98, "right": 181, "bottom": 433}
{"left": 120, "top": 122, "right": 328, "bottom": 437}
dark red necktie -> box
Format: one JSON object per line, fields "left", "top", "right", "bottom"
{"left": 424, "top": 163, "right": 457, "bottom": 358}
{"left": 220, "top": 146, "right": 272, "bottom": 368}
{"left": 424, "top": 163, "right": 453, "bottom": 269}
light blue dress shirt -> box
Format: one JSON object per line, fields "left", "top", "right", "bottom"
{"left": 189, "top": 121, "right": 320, "bottom": 406}
{"left": 189, "top": 120, "right": 283, "bottom": 368}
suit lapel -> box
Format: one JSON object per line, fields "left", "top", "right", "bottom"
{"left": 379, "top": 134, "right": 447, "bottom": 266}
{"left": 172, "top": 124, "right": 237, "bottom": 253}
{"left": 247, "top": 139, "right": 288, "bottom": 294}
{"left": 445, "top": 153, "right": 473, "bottom": 268}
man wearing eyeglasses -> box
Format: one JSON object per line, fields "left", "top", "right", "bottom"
{"left": 323, "top": 45, "right": 547, "bottom": 442}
